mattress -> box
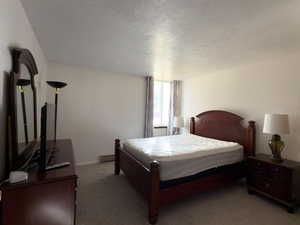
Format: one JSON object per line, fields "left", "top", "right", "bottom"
{"left": 123, "top": 134, "right": 244, "bottom": 181}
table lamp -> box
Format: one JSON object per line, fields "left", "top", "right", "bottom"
{"left": 173, "top": 116, "right": 184, "bottom": 135}
{"left": 263, "top": 114, "right": 290, "bottom": 163}
{"left": 47, "top": 81, "right": 67, "bottom": 142}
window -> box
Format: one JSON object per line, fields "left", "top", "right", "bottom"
{"left": 153, "top": 80, "right": 171, "bottom": 127}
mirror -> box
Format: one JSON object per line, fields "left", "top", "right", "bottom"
{"left": 16, "top": 64, "right": 35, "bottom": 154}
{"left": 7, "top": 48, "right": 39, "bottom": 171}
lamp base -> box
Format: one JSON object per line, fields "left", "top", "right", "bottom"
{"left": 271, "top": 155, "right": 283, "bottom": 163}
{"left": 268, "top": 134, "right": 284, "bottom": 163}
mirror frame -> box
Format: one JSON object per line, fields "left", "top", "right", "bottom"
{"left": 8, "top": 48, "right": 38, "bottom": 170}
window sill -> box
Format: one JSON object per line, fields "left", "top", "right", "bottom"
{"left": 154, "top": 126, "right": 168, "bottom": 129}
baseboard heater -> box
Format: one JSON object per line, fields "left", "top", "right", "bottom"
{"left": 99, "top": 154, "right": 115, "bottom": 163}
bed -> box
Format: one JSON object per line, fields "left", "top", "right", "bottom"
{"left": 114, "top": 110, "right": 256, "bottom": 224}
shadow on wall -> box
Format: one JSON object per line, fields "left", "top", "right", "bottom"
{"left": 0, "top": 71, "right": 9, "bottom": 180}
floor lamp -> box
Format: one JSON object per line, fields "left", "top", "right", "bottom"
{"left": 46, "top": 81, "right": 67, "bottom": 142}
{"left": 16, "top": 79, "right": 31, "bottom": 144}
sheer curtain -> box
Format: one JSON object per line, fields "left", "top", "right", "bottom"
{"left": 144, "top": 76, "right": 154, "bottom": 137}
{"left": 168, "top": 80, "right": 183, "bottom": 135}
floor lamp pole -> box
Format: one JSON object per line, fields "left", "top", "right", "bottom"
{"left": 46, "top": 81, "right": 68, "bottom": 143}
{"left": 20, "top": 86, "right": 29, "bottom": 144}
{"left": 54, "top": 88, "right": 58, "bottom": 142}
{"left": 17, "top": 79, "right": 31, "bottom": 144}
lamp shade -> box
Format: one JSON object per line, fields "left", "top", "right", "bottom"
{"left": 173, "top": 116, "right": 184, "bottom": 128}
{"left": 263, "top": 114, "right": 290, "bottom": 135}
{"left": 47, "top": 81, "right": 67, "bottom": 89}
{"left": 17, "top": 79, "right": 31, "bottom": 87}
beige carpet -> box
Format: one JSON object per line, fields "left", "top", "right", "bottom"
{"left": 77, "top": 163, "right": 300, "bottom": 225}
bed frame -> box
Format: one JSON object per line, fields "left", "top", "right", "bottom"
{"left": 114, "top": 110, "right": 256, "bottom": 224}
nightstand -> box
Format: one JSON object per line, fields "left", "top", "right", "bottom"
{"left": 247, "top": 154, "right": 300, "bottom": 213}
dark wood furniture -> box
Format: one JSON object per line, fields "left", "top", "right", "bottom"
{"left": 115, "top": 110, "right": 256, "bottom": 224}
{"left": 7, "top": 48, "right": 39, "bottom": 173}
{"left": 0, "top": 139, "right": 77, "bottom": 225}
{"left": 247, "top": 154, "right": 300, "bottom": 213}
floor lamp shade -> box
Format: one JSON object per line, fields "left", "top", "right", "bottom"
{"left": 17, "top": 79, "right": 31, "bottom": 87}
{"left": 46, "top": 81, "right": 67, "bottom": 89}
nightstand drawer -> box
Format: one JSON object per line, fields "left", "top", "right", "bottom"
{"left": 248, "top": 158, "right": 291, "bottom": 181}
{"left": 248, "top": 174, "right": 291, "bottom": 201}
{"left": 247, "top": 154, "right": 300, "bottom": 212}
{"left": 248, "top": 174, "right": 272, "bottom": 194}
{"left": 248, "top": 158, "right": 270, "bottom": 177}
{"left": 269, "top": 166, "right": 291, "bottom": 181}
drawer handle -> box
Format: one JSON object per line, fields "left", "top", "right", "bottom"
{"left": 264, "top": 183, "right": 270, "bottom": 189}
{"left": 274, "top": 168, "right": 280, "bottom": 172}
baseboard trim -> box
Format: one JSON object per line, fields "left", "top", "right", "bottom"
{"left": 76, "top": 155, "right": 115, "bottom": 166}
{"left": 76, "top": 160, "right": 99, "bottom": 166}
{"left": 99, "top": 154, "right": 115, "bottom": 163}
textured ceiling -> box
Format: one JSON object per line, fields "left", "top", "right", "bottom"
{"left": 21, "top": 0, "right": 300, "bottom": 80}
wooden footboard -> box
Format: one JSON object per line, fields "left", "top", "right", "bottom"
{"left": 114, "top": 110, "right": 256, "bottom": 224}
{"left": 115, "top": 139, "right": 247, "bottom": 224}
{"left": 115, "top": 139, "right": 160, "bottom": 224}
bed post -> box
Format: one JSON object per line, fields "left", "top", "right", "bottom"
{"left": 246, "top": 121, "right": 256, "bottom": 157}
{"left": 190, "top": 117, "right": 195, "bottom": 134}
{"left": 114, "top": 139, "right": 120, "bottom": 175}
{"left": 149, "top": 161, "right": 160, "bottom": 224}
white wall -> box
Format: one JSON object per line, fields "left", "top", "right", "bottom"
{"left": 0, "top": 0, "right": 47, "bottom": 179}
{"left": 47, "top": 63, "right": 145, "bottom": 165}
{"left": 182, "top": 53, "right": 300, "bottom": 162}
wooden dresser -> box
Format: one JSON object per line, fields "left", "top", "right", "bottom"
{"left": 0, "top": 139, "right": 78, "bottom": 225}
{"left": 247, "top": 154, "right": 300, "bottom": 213}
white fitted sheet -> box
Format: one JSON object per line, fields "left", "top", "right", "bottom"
{"left": 123, "top": 134, "right": 244, "bottom": 181}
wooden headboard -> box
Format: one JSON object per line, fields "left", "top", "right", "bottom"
{"left": 190, "top": 110, "right": 256, "bottom": 156}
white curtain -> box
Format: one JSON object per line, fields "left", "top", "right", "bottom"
{"left": 168, "top": 80, "right": 182, "bottom": 135}
{"left": 144, "top": 76, "right": 154, "bottom": 137}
